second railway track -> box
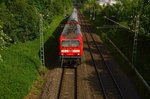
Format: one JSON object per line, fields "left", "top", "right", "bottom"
{"left": 78, "top": 11, "right": 124, "bottom": 99}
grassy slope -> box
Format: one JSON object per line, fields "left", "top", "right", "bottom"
{"left": 98, "top": 29, "right": 150, "bottom": 98}
{"left": 0, "top": 16, "right": 63, "bottom": 99}
{"left": 102, "top": 26, "right": 150, "bottom": 85}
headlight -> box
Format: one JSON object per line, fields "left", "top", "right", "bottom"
{"left": 73, "top": 50, "right": 80, "bottom": 52}
{"left": 61, "top": 50, "right": 69, "bottom": 52}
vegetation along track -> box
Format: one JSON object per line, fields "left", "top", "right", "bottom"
{"left": 57, "top": 67, "right": 77, "bottom": 99}
{"left": 78, "top": 11, "right": 124, "bottom": 99}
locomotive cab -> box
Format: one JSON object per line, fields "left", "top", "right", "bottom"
{"left": 59, "top": 8, "right": 83, "bottom": 67}
{"left": 59, "top": 37, "right": 83, "bottom": 65}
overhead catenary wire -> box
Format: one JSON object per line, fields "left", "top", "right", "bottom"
{"left": 103, "top": 10, "right": 150, "bottom": 92}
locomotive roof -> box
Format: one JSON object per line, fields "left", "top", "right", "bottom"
{"left": 62, "top": 32, "right": 80, "bottom": 39}
{"left": 61, "top": 23, "right": 81, "bottom": 39}
{"left": 61, "top": 8, "right": 81, "bottom": 39}
{"left": 68, "top": 8, "right": 78, "bottom": 22}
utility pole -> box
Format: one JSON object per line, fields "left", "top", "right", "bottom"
{"left": 64, "top": 5, "right": 66, "bottom": 18}
{"left": 90, "top": 10, "right": 92, "bottom": 20}
{"left": 132, "top": 15, "right": 139, "bottom": 65}
{"left": 39, "top": 14, "right": 45, "bottom": 66}
{"left": 132, "top": 0, "right": 145, "bottom": 65}
{"left": 93, "top": 6, "right": 95, "bottom": 20}
{"left": 104, "top": 14, "right": 140, "bottom": 65}
{"left": 90, "top": 5, "right": 95, "bottom": 20}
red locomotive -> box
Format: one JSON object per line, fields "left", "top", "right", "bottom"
{"left": 59, "top": 8, "right": 83, "bottom": 66}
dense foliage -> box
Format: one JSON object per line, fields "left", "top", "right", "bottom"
{"left": 0, "top": 0, "right": 72, "bottom": 98}
{"left": 0, "top": 0, "right": 72, "bottom": 48}
{"left": 104, "top": 0, "right": 150, "bottom": 37}
{"left": 83, "top": 0, "right": 150, "bottom": 36}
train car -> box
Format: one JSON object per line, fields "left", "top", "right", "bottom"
{"left": 59, "top": 8, "right": 83, "bottom": 66}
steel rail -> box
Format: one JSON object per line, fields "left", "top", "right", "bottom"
{"left": 87, "top": 17, "right": 124, "bottom": 99}
{"left": 74, "top": 68, "right": 77, "bottom": 99}
{"left": 57, "top": 67, "right": 77, "bottom": 99}
{"left": 78, "top": 11, "right": 108, "bottom": 99}
{"left": 57, "top": 68, "right": 65, "bottom": 99}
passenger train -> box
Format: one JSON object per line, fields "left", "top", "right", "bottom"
{"left": 59, "top": 8, "right": 83, "bottom": 66}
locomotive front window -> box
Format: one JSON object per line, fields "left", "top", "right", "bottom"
{"left": 62, "top": 40, "right": 70, "bottom": 47}
{"left": 61, "top": 40, "right": 80, "bottom": 47}
{"left": 71, "top": 40, "right": 80, "bottom": 47}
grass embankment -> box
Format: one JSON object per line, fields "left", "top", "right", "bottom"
{"left": 98, "top": 30, "right": 150, "bottom": 98}
{"left": 0, "top": 16, "right": 64, "bottom": 99}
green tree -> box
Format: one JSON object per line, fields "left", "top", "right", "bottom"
{"left": 0, "top": 20, "right": 11, "bottom": 49}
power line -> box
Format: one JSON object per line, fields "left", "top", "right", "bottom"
{"left": 104, "top": 16, "right": 130, "bottom": 30}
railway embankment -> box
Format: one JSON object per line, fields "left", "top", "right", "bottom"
{"left": 0, "top": 0, "right": 73, "bottom": 98}
{"left": 100, "top": 31, "right": 150, "bottom": 98}
{"left": 25, "top": 16, "right": 65, "bottom": 99}
{"left": 0, "top": 16, "right": 63, "bottom": 99}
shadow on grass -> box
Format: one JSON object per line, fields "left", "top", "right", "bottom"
{"left": 44, "top": 18, "right": 68, "bottom": 69}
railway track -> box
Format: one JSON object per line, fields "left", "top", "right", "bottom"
{"left": 39, "top": 8, "right": 140, "bottom": 99}
{"left": 57, "top": 67, "right": 77, "bottom": 99}
{"left": 78, "top": 11, "right": 124, "bottom": 99}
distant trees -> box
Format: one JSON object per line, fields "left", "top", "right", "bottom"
{"left": 82, "top": 0, "right": 150, "bottom": 37}
{"left": 140, "top": 2, "right": 150, "bottom": 37}
{"left": 0, "top": 0, "right": 72, "bottom": 49}
{"left": 99, "top": 0, "right": 150, "bottom": 37}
